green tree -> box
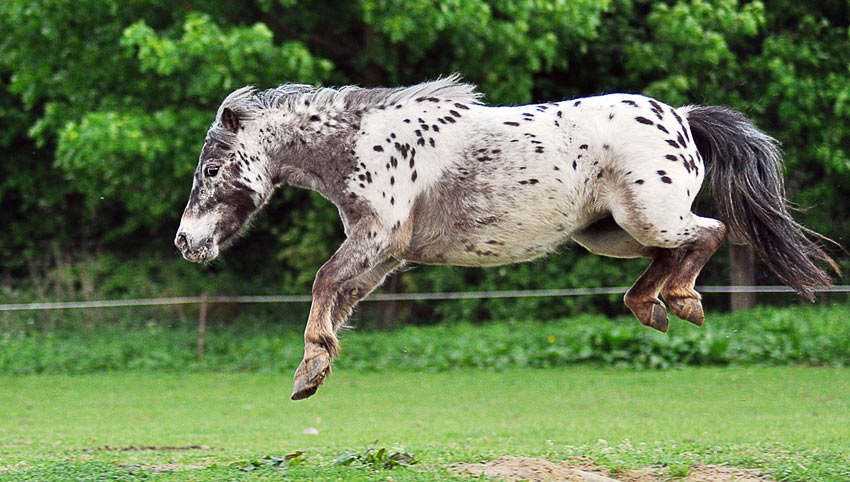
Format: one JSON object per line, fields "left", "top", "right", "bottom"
{"left": 1, "top": 0, "right": 846, "bottom": 322}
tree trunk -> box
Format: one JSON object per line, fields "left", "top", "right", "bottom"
{"left": 729, "top": 244, "right": 756, "bottom": 311}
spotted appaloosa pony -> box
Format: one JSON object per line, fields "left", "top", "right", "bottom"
{"left": 175, "top": 75, "right": 837, "bottom": 400}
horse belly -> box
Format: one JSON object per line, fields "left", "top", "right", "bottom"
{"left": 404, "top": 201, "right": 585, "bottom": 267}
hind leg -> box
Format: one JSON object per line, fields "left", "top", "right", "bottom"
{"left": 572, "top": 215, "right": 671, "bottom": 330}
{"left": 623, "top": 248, "right": 677, "bottom": 332}
{"left": 660, "top": 219, "right": 726, "bottom": 325}
{"left": 572, "top": 214, "right": 721, "bottom": 331}
{"left": 611, "top": 198, "right": 726, "bottom": 330}
{"left": 573, "top": 215, "right": 673, "bottom": 330}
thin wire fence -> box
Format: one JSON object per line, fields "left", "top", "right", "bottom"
{"left": 2, "top": 285, "right": 849, "bottom": 312}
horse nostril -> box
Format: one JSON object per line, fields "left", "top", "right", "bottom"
{"left": 175, "top": 233, "right": 189, "bottom": 251}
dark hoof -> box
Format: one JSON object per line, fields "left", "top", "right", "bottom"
{"left": 625, "top": 297, "right": 669, "bottom": 333}
{"left": 291, "top": 352, "right": 331, "bottom": 401}
{"left": 645, "top": 302, "right": 669, "bottom": 332}
{"left": 667, "top": 297, "right": 704, "bottom": 326}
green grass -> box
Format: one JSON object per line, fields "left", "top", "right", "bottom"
{"left": 1, "top": 367, "right": 849, "bottom": 481}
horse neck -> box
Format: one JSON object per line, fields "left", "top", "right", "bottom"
{"left": 261, "top": 101, "right": 361, "bottom": 206}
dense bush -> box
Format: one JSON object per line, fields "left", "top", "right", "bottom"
{"left": 2, "top": 304, "right": 848, "bottom": 375}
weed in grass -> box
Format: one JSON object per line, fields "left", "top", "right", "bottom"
{"left": 334, "top": 442, "right": 420, "bottom": 470}
{"left": 667, "top": 462, "right": 692, "bottom": 479}
{"left": 230, "top": 451, "right": 304, "bottom": 472}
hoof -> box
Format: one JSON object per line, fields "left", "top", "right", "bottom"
{"left": 291, "top": 351, "right": 331, "bottom": 401}
{"left": 667, "top": 296, "right": 704, "bottom": 326}
{"left": 625, "top": 297, "right": 669, "bottom": 333}
{"left": 644, "top": 302, "right": 669, "bottom": 332}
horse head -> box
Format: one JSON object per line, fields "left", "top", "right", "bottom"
{"left": 175, "top": 96, "right": 274, "bottom": 262}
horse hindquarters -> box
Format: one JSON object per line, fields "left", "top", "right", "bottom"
{"left": 588, "top": 99, "right": 726, "bottom": 330}
{"left": 609, "top": 101, "right": 837, "bottom": 331}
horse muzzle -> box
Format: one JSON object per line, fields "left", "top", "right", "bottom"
{"left": 174, "top": 232, "right": 219, "bottom": 262}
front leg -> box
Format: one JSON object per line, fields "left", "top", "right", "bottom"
{"left": 291, "top": 228, "right": 405, "bottom": 400}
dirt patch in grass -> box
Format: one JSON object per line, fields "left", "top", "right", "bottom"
{"left": 84, "top": 444, "right": 216, "bottom": 452}
{"left": 450, "top": 456, "right": 775, "bottom": 482}
{"left": 126, "top": 464, "right": 207, "bottom": 473}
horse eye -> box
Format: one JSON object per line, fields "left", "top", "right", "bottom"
{"left": 204, "top": 165, "right": 220, "bottom": 178}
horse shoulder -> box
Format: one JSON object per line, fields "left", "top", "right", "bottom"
{"left": 345, "top": 108, "right": 448, "bottom": 232}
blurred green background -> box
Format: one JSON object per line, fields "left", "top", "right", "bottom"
{"left": 1, "top": 0, "right": 848, "bottom": 328}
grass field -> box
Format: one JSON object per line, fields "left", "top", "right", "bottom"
{"left": 1, "top": 367, "right": 849, "bottom": 481}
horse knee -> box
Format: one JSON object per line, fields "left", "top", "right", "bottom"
{"left": 335, "top": 279, "right": 366, "bottom": 310}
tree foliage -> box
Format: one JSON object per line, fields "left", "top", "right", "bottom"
{"left": 1, "top": 0, "right": 847, "bottom": 321}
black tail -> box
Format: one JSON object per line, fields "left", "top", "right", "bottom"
{"left": 684, "top": 105, "right": 839, "bottom": 301}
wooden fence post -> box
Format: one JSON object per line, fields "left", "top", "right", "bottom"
{"left": 198, "top": 293, "right": 208, "bottom": 360}
{"left": 729, "top": 244, "right": 756, "bottom": 311}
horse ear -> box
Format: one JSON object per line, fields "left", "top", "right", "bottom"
{"left": 221, "top": 107, "right": 240, "bottom": 132}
